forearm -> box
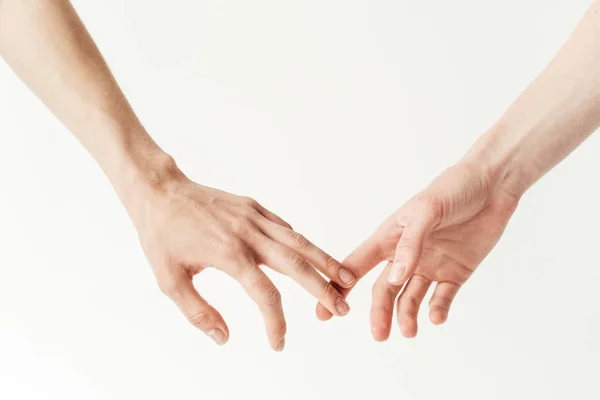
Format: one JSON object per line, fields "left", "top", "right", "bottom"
{"left": 464, "top": 1, "right": 600, "bottom": 197}
{"left": 0, "top": 0, "right": 177, "bottom": 202}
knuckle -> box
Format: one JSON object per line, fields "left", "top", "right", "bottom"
{"left": 288, "top": 230, "right": 309, "bottom": 249}
{"left": 401, "top": 296, "right": 419, "bottom": 316}
{"left": 287, "top": 251, "right": 307, "bottom": 272}
{"left": 230, "top": 216, "right": 252, "bottom": 236}
{"left": 418, "top": 195, "right": 442, "bottom": 221}
{"left": 158, "top": 276, "right": 180, "bottom": 298}
{"left": 186, "top": 309, "right": 211, "bottom": 328}
{"left": 431, "top": 294, "right": 453, "bottom": 310}
{"left": 411, "top": 275, "right": 431, "bottom": 285}
{"left": 242, "top": 196, "right": 259, "bottom": 208}
{"left": 222, "top": 237, "right": 248, "bottom": 258}
{"left": 276, "top": 321, "right": 287, "bottom": 336}
{"left": 396, "top": 239, "right": 414, "bottom": 250}
{"left": 371, "top": 280, "right": 389, "bottom": 297}
{"left": 407, "top": 295, "right": 419, "bottom": 308}
{"left": 431, "top": 301, "right": 450, "bottom": 313}
{"left": 321, "top": 281, "right": 336, "bottom": 299}
{"left": 241, "top": 205, "right": 259, "bottom": 219}
{"left": 372, "top": 299, "right": 394, "bottom": 316}
{"left": 246, "top": 271, "right": 268, "bottom": 290}
{"left": 264, "top": 286, "right": 282, "bottom": 307}
{"left": 325, "top": 255, "right": 340, "bottom": 272}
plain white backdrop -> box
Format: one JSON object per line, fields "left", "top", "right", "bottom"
{"left": 1, "top": 1, "right": 599, "bottom": 399}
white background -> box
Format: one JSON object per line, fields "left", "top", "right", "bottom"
{"left": 1, "top": 1, "right": 599, "bottom": 399}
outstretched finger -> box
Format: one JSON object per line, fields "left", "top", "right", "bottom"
{"left": 316, "top": 235, "right": 384, "bottom": 321}
{"left": 253, "top": 233, "right": 350, "bottom": 318}
{"left": 254, "top": 202, "right": 293, "bottom": 230}
{"left": 370, "top": 262, "right": 403, "bottom": 341}
{"left": 256, "top": 220, "right": 356, "bottom": 289}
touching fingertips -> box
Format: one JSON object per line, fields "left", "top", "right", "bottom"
{"left": 335, "top": 297, "right": 350, "bottom": 316}
{"left": 316, "top": 303, "right": 334, "bottom": 321}
{"left": 206, "top": 328, "right": 228, "bottom": 345}
{"left": 338, "top": 267, "right": 356, "bottom": 286}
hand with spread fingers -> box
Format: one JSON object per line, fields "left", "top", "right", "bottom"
{"left": 0, "top": 0, "right": 355, "bottom": 351}
{"left": 316, "top": 163, "right": 518, "bottom": 340}
{"left": 316, "top": 2, "right": 600, "bottom": 339}
{"left": 5, "top": 0, "right": 600, "bottom": 350}
{"left": 128, "top": 170, "right": 355, "bottom": 350}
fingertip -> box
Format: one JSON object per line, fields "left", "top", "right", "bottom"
{"left": 335, "top": 297, "right": 351, "bottom": 317}
{"left": 206, "top": 327, "right": 229, "bottom": 345}
{"left": 275, "top": 337, "right": 286, "bottom": 352}
{"left": 317, "top": 312, "right": 334, "bottom": 321}
{"left": 371, "top": 325, "right": 390, "bottom": 342}
{"left": 429, "top": 309, "right": 448, "bottom": 325}
{"left": 370, "top": 307, "right": 393, "bottom": 342}
{"left": 399, "top": 319, "right": 418, "bottom": 338}
{"left": 268, "top": 332, "right": 287, "bottom": 352}
{"left": 429, "top": 282, "right": 459, "bottom": 326}
{"left": 337, "top": 267, "right": 356, "bottom": 288}
{"left": 316, "top": 303, "right": 334, "bottom": 321}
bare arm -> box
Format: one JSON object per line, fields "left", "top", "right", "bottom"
{"left": 467, "top": 1, "right": 600, "bottom": 197}
{"left": 0, "top": 0, "right": 355, "bottom": 350}
{"left": 0, "top": 0, "right": 159, "bottom": 190}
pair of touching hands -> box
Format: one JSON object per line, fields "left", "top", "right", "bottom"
{"left": 126, "top": 2, "right": 600, "bottom": 350}
{"left": 129, "top": 157, "right": 519, "bottom": 350}
{"left": 5, "top": 0, "right": 598, "bottom": 353}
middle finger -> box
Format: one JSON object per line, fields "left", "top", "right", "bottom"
{"left": 256, "top": 219, "right": 357, "bottom": 289}
{"left": 251, "top": 231, "right": 351, "bottom": 317}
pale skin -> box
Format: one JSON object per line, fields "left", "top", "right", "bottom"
{"left": 0, "top": 0, "right": 356, "bottom": 351}
{"left": 1, "top": 0, "right": 600, "bottom": 350}
{"left": 317, "top": 1, "right": 600, "bottom": 341}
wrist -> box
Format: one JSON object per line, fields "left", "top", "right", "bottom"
{"left": 107, "top": 141, "right": 187, "bottom": 219}
{"left": 461, "top": 125, "right": 531, "bottom": 199}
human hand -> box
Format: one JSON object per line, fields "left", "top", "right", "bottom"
{"left": 316, "top": 162, "right": 519, "bottom": 340}
{"left": 123, "top": 162, "right": 355, "bottom": 351}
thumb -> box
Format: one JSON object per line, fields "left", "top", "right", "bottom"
{"left": 388, "top": 201, "right": 439, "bottom": 286}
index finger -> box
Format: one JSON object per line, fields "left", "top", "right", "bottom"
{"left": 316, "top": 235, "right": 385, "bottom": 321}
{"left": 256, "top": 220, "right": 357, "bottom": 289}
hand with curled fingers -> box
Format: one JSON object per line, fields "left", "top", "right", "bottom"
{"left": 126, "top": 172, "right": 355, "bottom": 351}
{"left": 316, "top": 162, "right": 519, "bottom": 340}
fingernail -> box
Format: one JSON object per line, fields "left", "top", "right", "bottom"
{"left": 335, "top": 297, "right": 350, "bottom": 315}
{"left": 277, "top": 337, "right": 286, "bottom": 352}
{"left": 388, "top": 262, "right": 406, "bottom": 284}
{"left": 338, "top": 268, "right": 356, "bottom": 285}
{"left": 206, "top": 328, "right": 227, "bottom": 345}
